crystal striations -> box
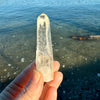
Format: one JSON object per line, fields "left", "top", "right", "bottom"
{"left": 36, "top": 13, "right": 53, "bottom": 82}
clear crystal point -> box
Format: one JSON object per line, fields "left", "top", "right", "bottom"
{"left": 36, "top": 13, "right": 53, "bottom": 82}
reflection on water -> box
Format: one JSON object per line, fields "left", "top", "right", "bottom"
{"left": 0, "top": 2, "right": 100, "bottom": 99}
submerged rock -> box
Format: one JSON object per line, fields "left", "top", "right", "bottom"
{"left": 97, "top": 73, "right": 100, "bottom": 77}
{"left": 21, "top": 58, "right": 24, "bottom": 62}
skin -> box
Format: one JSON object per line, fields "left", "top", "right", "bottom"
{"left": 0, "top": 61, "right": 63, "bottom": 100}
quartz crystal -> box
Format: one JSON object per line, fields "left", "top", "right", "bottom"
{"left": 36, "top": 13, "right": 53, "bottom": 82}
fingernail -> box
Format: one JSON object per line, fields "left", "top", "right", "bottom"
{"left": 32, "top": 70, "right": 41, "bottom": 84}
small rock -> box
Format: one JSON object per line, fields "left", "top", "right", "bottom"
{"left": 97, "top": 73, "right": 100, "bottom": 77}
{"left": 21, "top": 58, "right": 24, "bottom": 62}
{"left": 7, "top": 72, "right": 10, "bottom": 77}
{"left": 4, "top": 69, "right": 7, "bottom": 72}
{"left": 8, "top": 64, "right": 11, "bottom": 66}
{"left": 13, "top": 72, "right": 17, "bottom": 75}
{"left": 63, "top": 90, "right": 66, "bottom": 94}
{"left": 62, "top": 65, "right": 65, "bottom": 68}
{"left": 60, "top": 37, "right": 63, "bottom": 40}
{"left": 85, "top": 58, "right": 87, "bottom": 61}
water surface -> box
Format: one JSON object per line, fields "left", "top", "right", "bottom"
{"left": 0, "top": 1, "right": 100, "bottom": 99}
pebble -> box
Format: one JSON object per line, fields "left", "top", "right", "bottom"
{"left": 97, "top": 73, "right": 100, "bottom": 77}
{"left": 60, "top": 37, "right": 63, "bottom": 40}
{"left": 8, "top": 64, "right": 11, "bottom": 66}
{"left": 63, "top": 90, "right": 66, "bottom": 94}
{"left": 7, "top": 72, "right": 10, "bottom": 77}
{"left": 62, "top": 65, "right": 65, "bottom": 68}
{"left": 13, "top": 72, "right": 17, "bottom": 75}
{"left": 21, "top": 58, "right": 25, "bottom": 62}
{"left": 85, "top": 58, "right": 87, "bottom": 61}
{"left": 4, "top": 69, "right": 7, "bottom": 72}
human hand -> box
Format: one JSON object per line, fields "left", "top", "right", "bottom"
{"left": 0, "top": 61, "right": 63, "bottom": 100}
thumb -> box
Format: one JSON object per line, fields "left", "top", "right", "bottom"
{"left": 16, "top": 70, "right": 44, "bottom": 100}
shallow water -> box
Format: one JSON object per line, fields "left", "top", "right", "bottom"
{"left": 0, "top": 2, "right": 100, "bottom": 99}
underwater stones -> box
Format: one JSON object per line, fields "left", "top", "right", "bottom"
{"left": 36, "top": 13, "right": 53, "bottom": 82}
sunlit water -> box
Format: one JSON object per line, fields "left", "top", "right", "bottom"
{"left": 0, "top": 1, "right": 100, "bottom": 99}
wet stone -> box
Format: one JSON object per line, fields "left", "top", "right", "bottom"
{"left": 62, "top": 64, "right": 65, "bottom": 68}
{"left": 97, "top": 73, "right": 100, "bottom": 77}
{"left": 8, "top": 64, "right": 11, "bottom": 66}
{"left": 7, "top": 72, "right": 10, "bottom": 77}
{"left": 4, "top": 69, "right": 7, "bottom": 72}
{"left": 21, "top": 58, "right": 24, "bottom": 62}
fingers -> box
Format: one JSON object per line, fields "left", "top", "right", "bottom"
{"left": 0, "top": 61, "right": 35, "bottom": 100}
{"left": 46, "top": 71, "right": 63, "bottom": 89}
{"left": 53, "top": 61, "right": 60, "bottom": 72}
{"left": 40, "top": 72, "right": 63, "bottom": 100}
{"left": 16, "top": 70, "right": 44, "bottom": 100}
{"left": 44, "top": 87, "right": 57, "bottom": 100}
{"left": 0, "top": 60, "right": 61, "bottom": 100}
{"left": 16, "top": 60, "right": 60, "bottom": 100}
